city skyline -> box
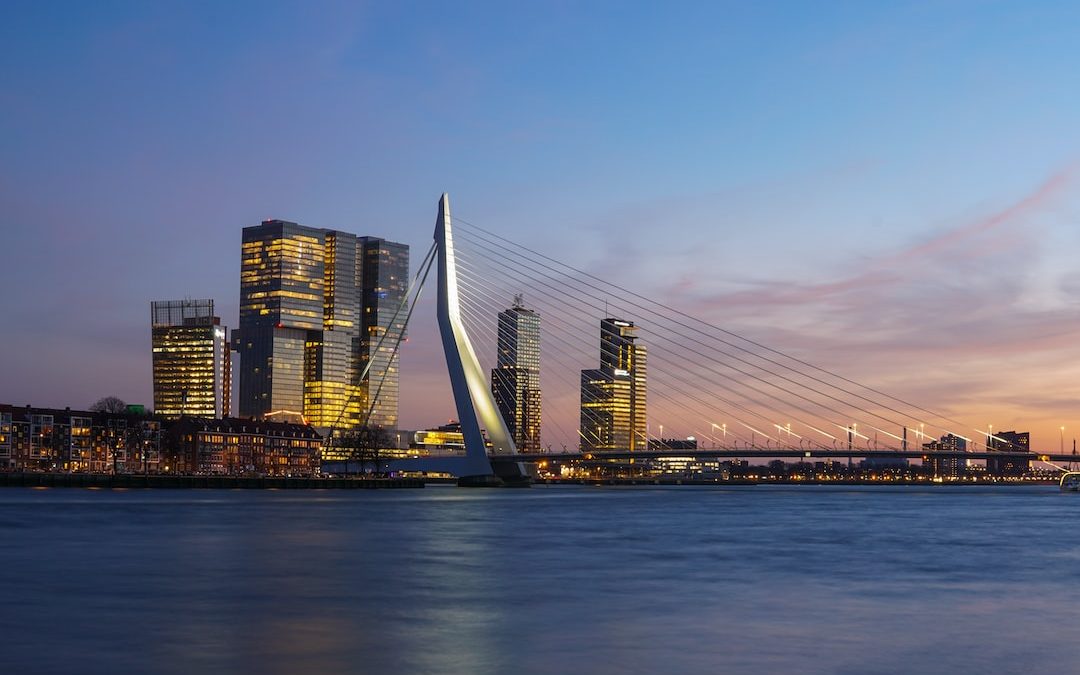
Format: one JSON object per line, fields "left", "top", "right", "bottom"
{"left": 3, "top": 3, "right": 1080, "bottom": 448}
{"left": 1, "top": 201, "right": 1076, "bottom": 455}
{"left": 4, "top": 7, "right": 1079, "bottom": 674}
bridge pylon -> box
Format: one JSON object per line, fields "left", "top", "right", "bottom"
{"left": 434, "top": 194, "right": 531, "bottom": 486}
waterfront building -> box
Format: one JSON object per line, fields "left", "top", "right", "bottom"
{"left": 0, "top": 404, "right": 162, "bottom": 473}
{"left": 408, "top": 421, "right": 494, "bottom": 456}
{"left": 411, "top": 422, "right": 466, "bottom": 455}
{"left": 580, "top": 318, "right": 647, "bottom": 452}
{"left": 922, "top": 433, "right": 966, "bottom": 477}
{"left": 987, "top": 430, "right": 1031, "bottom": 476}
{"left": 164, "top": 417, "right": 321, "bottom": 476}
{"left": 151, "top": 299, "right": 231, "bottom": 419}
{"left": 235, "top": 220, "right": 323, "bottom": 419}
{"left": 356, "top": 236, "right": 410, "bottom": 430}
{"left": 491, "top": 297, "right": 542, "bottom": 453}
{"left": 233, "top": 220, "right": 408, "bottom": 438}
{"left": 648, "top": 438, "right": 711, "bottom": 476}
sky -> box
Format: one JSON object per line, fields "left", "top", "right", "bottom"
{"left": 2, "top": 1, "right": 1080, "bottom": 451}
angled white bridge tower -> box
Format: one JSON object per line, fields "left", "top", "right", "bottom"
{"left": 434, "top": 194, "right": 530, "bottom": 485}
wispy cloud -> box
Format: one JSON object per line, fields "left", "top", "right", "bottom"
{"left": 652, "top": 167, "right": 1080, "bottom": 448}
{"left": 886, "top": 166, "right": 1073, "bottom": 263}
{"left": 679, "top": 166, "right": 1072, "bottom": 314}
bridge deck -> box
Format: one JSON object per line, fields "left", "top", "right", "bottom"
{"left": 498, "top": 449, "right": 1070, "bottom": 463}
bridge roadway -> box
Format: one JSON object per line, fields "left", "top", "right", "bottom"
{"left": 390, "top": 449, "right": 1076, "bottom": 476}
{"left": 498, "top": 449, "right": 1076, "bottom": 464}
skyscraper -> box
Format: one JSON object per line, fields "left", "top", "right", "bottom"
{"left": 151, "top": 299, "right": 230, "bottom": 419}
{"left": 234, "top": 220, "right": 408, "bottom": 433}
{"left": 357, "top": 236, "right": 410, "bottom": 430}
{"left": 491, "top": 296, "right": 541, "bottom": 453}
{"left": 580, "top": 318, "right": 646, "bottom": 452}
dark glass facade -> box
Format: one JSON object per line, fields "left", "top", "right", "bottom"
{"left": 491, "top": 302, "right": 542, "bottom": 452}
{"left": 356, "top": 237, "right": 410, "bottom": 431}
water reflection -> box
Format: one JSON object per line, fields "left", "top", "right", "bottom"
{"left": 2, "top": 485, "right": 1079, "bottom": 674}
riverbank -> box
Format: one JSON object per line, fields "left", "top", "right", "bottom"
{"left": 0, "top": 472, "right": 424, "bottom": 489}
{"left": 537, "top": 477, "right": 1057, "bottom": 486}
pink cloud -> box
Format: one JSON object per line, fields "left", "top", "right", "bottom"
{"left": 680, "top": 166, "right": 1073, "bottom": 314}
{"left": 632, "top": 166, "right": 1080, "bottom": 451}
{"left": 885, "top": 166, "right": 1073, "bottom": 264}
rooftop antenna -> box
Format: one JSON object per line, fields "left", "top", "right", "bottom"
{"left": 513, "top": 292, "right": 524, "bottom": 309}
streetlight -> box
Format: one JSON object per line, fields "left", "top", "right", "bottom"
{"left": 1061, "top": 426, "right": 1065, "bottom": 455}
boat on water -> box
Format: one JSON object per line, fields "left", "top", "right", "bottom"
{"left": 1059, "top": 472, "right": 1080, "bottom": 491}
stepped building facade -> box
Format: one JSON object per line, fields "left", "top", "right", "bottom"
{"left": 233, "top": 220, "right": 408, "bottom": 440}
{"left": 580, "top": 318, "right": 647, "bottom": 452}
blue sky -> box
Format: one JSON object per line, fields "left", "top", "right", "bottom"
{"left": 2, "top": 1, "right": 1080, "bottom": 445}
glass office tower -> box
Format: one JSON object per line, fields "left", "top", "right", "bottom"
{"left": 151, "top": 299, "right": 230, "bottom": 419}
{"left": 356, "top": 236, "right": 410, "bottom": 430}
{"left": 580, "top": 318, "right": 646, "bottom": 452}
{"left": 491, "top": 298, "right": 542, "bottom": 452}
{"left": 234, "top": 220, "right": 408, "bottom": 434}
{"left": 236, "top": 221, "right": 324, "bottom": 420}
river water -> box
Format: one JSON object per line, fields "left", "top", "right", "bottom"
{"left": 2, "top": 484, "right": 1079, "bottom": 674}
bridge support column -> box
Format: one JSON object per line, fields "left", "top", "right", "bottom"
{"left": 434, "top": 194, "right": 531, "bottom": 486}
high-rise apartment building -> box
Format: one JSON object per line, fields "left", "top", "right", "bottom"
{"left": 234, "top": 220, "right": 408, "bottom": 433}
{"left": 151, "top": 299, "right": 230, "bottom": 419}
{"left": 580, "top": 318, "right": 646, "bottom": 452}
{"left": 491, "top": 297, "right": 541, "bottom": 453}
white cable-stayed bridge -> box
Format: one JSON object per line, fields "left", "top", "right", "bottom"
{"left": 332, "top": 195, "right": 1071, "bottom": 484}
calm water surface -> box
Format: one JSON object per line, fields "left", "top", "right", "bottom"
{"left": 3, "top": 484, "right": 1079, "bottom": 674}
